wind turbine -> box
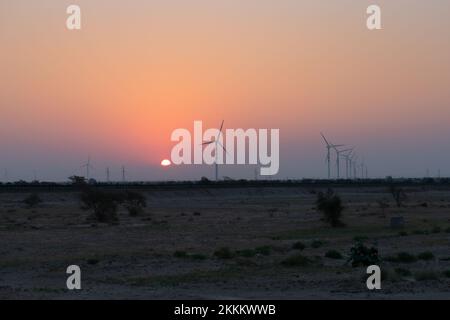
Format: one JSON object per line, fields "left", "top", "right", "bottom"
{"left": 342, "top": 149, "right": 354, "bottom": 179}
{"left": 334, "top": 147, "right": 353, "bottom": 179}
{"left": 81, "top": 156, "right": 94, "bottom": 180}
{"left": 351, "top": 155, "right": 358, "bottom": 179}
{"left": 321, "top": 133, "right": 344, "bottom": 179}
{"left": 202, "top": 120, "right": 227, "bottom": 181}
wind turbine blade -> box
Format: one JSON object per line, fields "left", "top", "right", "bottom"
{"left": 217, "top": 141, "right": 230, "bottom": 155}
{"left": 201, "top": 141, "right": 214, "bottom": 145}
{"left": 219, "top": 120, "right": 224, "bottom": 133}
{"left": 320, "top": 132, "right": 330, "bottom": 146}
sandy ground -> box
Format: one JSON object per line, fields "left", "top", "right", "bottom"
{"left": 0, "top": 185, "right": 449, "bottom": 299}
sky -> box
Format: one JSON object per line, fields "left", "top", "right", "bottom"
{"left": 1, "top": 0, "right": 450, "bottom": 181}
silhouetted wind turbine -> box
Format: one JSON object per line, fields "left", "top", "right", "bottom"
{"left": 342, "top": 149, "right": 354, "bottom": 179}
{"left": 321, "top": 133, "right": 344, "bottom": 179}
{"left": 334, "top": 147, "right": 353, "bottom": 179}
{"left": 81, "top": 156, "right": 93, "bottom": 180}
{"left": 202, "top": 120, "right": 228, "bottom": 181}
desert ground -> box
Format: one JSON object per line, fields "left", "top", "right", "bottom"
{"left": 0, "top": 183, "right": 449, "bottom": 299}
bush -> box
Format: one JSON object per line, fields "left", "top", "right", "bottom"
{"left": 123, "top": 191, "right": 147, "bottom": 216}
{"left": 417, "top": 251, "right": 434, "bottom": 261}
{"left": 292, "top": 241, "right": 306, "bottom": 251}
{"left": 281, "top": 254, "right": 312, "bottom": 267}
{"left": 348, "top": 243, "right": 380, "bottom": 267}
{"left": 443, "top": 270, "right": 450, "bottom": 278}
{"left": 23, "top": 193, "right": 42, "bottom": 208}
{"left": 431, "top": 226, "right": 441, "bottom": 234}
{"left": 311, "top": 240, "right": 325, "bottom": 249}
{"left": 388, "top": 185, "right": 407, "bottom": 207}
{"left": 80, "top": 188, "right": 122, "bottom": 223}
{"left": 214, "top": 247, "right": 234, "bottom": 259}
{"left": 325, "top": 250, "right": 343, "bottom": 259}
{"left": 316, "top": 189, "right": 345, "bottom": 227}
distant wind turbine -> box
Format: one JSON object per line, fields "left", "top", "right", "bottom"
{"left": 202, "top": 120, "right": 228, "bottom": 181}
{"left": 81, "top": 156, "right": 94, "bottom": 180}
{"left": 321, "top": 133, "right": 344, "bottom": 179}
{"left": 334, "top": 147, "right": 353, "bottom": 179}
{"left": 342, "top": 149, "right": 354, "bottom": 179}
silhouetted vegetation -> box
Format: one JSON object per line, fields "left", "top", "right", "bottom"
{"left": 316, "top": 189, "right": 345, "bottom": 227}
{"left": 325, "top": 250, "right": 343, "bottom": 259}
{"left": 80, "top": 189, "right": 123, "bottom": 223}
{"left": 389, "top": 185, "right": 407, "bottom": 207}
{"left": 348, "top": 242, "right": 380, "bottom": 267}
{"left": 281, "top": 254, "right": 312, "bottom": 267}
{"left": 23, "top": 193, "right": 42, "bottom": 208}
{"left": 123, "top": 191, "right": 147, "bottom": 216}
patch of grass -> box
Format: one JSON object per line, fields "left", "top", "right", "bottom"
{"left": 325, "top": 250, "right": 343, "bottom": 259}
{"left": 292, "top": 241, "right": 306, "bottom": 251}
{"left": 214, "top": 247, "right": 234, "bottom": 259}
{"left": 394, "top": 268, "right": 412, "bottom": 277}
{"left": 385, "top": 252, "right": 417, "bottom": 263}
{"left": 23, "top": 193, "right": 42, "bottom": 208}
{"left": 353, "top": 236, "right": 369, "bottom": 242}
{"left": 255, "top": 246, "right": 271, "bottom": 256}
{"left": 236, "top": 249, "right": 257, "bottom": 258}
{"left": 443, "top": 270, "right": 450, "bottom": 278}
{"left": 173, "top": 251, "right": 207, "bottom": 260}
{"left": 415, "top": 271, "right": 439, "bottom": 281}
{"left": 412, "top": 230, "right": 429, "bottom": 235}
{"left": 311, "top": 240, "right": 325, "bottom": 249}
{"left": 417, "top": 251, "right": 434, "bottom": 261}
{"left": 190, "top": 254, "right": 207, "bottom": 260}
{"left": 431, "top": 226, "right": 441, "bottom": 234}
{"left": 173, "top": 251, "right": 188, "bottom": 258}
{"left": 281, "top": 254, "right": 312, "bottom": 267}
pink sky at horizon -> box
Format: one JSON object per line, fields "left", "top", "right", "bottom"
{"left": 1, "top": 0, "right": 450, "bottom": 181}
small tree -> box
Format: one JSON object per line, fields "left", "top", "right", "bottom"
{"left": 316, "top": 189, "right": 345, "bottom": 227}
{"left": 389, "top": 185, "right": 407, "bottom": 207}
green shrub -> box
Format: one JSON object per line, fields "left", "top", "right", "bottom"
{"left": 214, "top": 247, "right": 234, "bottom": 259}
{"left": 316, "top": 189, "right": 345, "bottom": 227}
{"left": 398, "top": 231, "right": 408, "bottom": 237}
{"left": 281, "top": 254, "right": 312, "bottom": 267}
{"left": 445, "top": 227, "right": 450, "bottom": 233}
{"left": 325, "top": 250, "right": 343, "bottom": 259}
{"left": 417, "top": 251, "right": 434, "bottom": 261}
{"left": 292, "top": 241, "right": 306, "bottom": 251}
{"left": 348, "top": 243, "right": 380, "bottom": 267}
{"left": 443, "top": 270, "right": 450, "bottom": 278}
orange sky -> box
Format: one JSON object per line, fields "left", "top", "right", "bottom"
{"left": 1, "top": 0, "right": 450, "bottom": 180}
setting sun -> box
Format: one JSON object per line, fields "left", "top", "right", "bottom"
{"left": 161, "top": 159, "right": 171, "bottom": 167}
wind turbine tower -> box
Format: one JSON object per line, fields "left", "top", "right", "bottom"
{"left": 202, "top": 120, "right": 227, "bottom": 181}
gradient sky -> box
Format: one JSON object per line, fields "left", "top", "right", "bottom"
{"left": 1, "top": 0, "right": 450, "bottom": 181}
